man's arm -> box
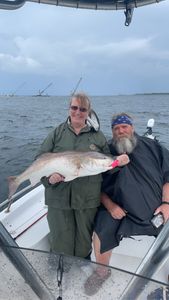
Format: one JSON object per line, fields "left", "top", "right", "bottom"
{"left": 101, "top": 192, "right": 126, "bottom": 220}
{"left": 154, "top": 182, "right": 169, "bottom": 223}
{"left": 162, "top": 182, "right": 169, "bottom": 202}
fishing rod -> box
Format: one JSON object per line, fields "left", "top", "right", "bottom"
{"left": 69, "top": 77, "right": 101, "bottom": 131}
{"left": 70, "top": 77, "right": 82, "bottom": 96}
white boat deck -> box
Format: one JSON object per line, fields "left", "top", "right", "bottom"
{"left": 0, "top": 184, "right": 169, "bottom": 300}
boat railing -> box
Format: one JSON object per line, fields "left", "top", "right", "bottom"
{"left": 0, "top": 183, "right": 41, "bottom": 211}
{"left": 121, "top": 219, "right": 169, "bottom": 299}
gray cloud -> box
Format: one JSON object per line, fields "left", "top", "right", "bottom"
{"left": 0, "top": 1, "right": 169, "bottom": 95}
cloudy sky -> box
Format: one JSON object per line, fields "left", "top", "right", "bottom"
{"left": 0, "top": 0, "right": 169, "bottom": 95}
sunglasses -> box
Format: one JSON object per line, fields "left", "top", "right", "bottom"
{"left": 70, "top": 105, "right": 88, "bottom": 113}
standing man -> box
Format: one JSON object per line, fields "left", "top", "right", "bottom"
{"left": 85, "top": 112, "right": 169, "bottom": 295}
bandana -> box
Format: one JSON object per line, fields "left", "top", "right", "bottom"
{"left": 111, "top": 115, "right": 133, "bottom": 128}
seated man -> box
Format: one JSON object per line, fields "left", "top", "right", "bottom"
{"left": 85, "top": 113, "right": 169, "bottom": 296}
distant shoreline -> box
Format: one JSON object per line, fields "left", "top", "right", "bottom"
{"left": 0, "top": 92, "right": 169, "bottom": 97}
{"left": 133, "top": 93, "right": 169, "bottom": 96}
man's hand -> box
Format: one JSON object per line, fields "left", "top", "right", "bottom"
{"left": 154, "top": 204, "right": 169, "bottom": 223}
{"left": 116, "top": 154, "right": 130, "bottom": 167}
{"left": 109, "top": 202, "right": 127, "bottom": 219}
{"left": 48, "top": 173, "right": 65, "bottom": 184}
{"left": 101, "top": 192, "right": 127, "bottom": 220}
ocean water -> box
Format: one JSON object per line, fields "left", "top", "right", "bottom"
{"left": 0, "top": 94, "right": 169, "bottom": 203}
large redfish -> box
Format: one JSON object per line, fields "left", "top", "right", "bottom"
{"left": 7, "top": 151, "right": 129, "bottom": 211}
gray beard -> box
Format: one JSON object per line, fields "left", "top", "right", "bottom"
{"left": 112, "top": 135, "right": 137, "bottom": 154}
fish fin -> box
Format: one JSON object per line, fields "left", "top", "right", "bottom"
{"left": 6, "top": 176, "right": 20, "bottom": 212}
{"left": 7, "top": 176, "right": 19, "bottom": 199}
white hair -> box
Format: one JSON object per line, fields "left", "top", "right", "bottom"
{"left": 112, "top": 135, "right": 137, "bottom": 154}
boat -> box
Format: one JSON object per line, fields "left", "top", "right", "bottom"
{"left": 0, "top": 1, "right": 169, "bottom": 299}
{"left": 0, "top": 0, "right": 166, "bottom": 25}
{"left": 0, "top": 117, "right": 169, "bottom": 299}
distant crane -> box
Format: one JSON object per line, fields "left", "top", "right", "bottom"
{"left": 10, "top": 82, "right": 26, "bottom": 96}
{"left": 37, "top": 82, "right": 53, "bottom": 96}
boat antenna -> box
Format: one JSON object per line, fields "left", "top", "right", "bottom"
{"left": 70, "top": 77, "right": 82, "bottom": 96}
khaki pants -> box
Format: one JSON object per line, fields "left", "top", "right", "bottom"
{"left": 47, "top": 207, "right": 97, "bottom": 258}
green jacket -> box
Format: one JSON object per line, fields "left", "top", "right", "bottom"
{"left": 39, "top": 120, "right": 110, "bottom": 209}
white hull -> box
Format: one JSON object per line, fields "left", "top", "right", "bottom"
{"left": 0, "top": 184, "right": 169, "bottom": 299}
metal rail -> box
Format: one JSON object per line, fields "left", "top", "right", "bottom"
{"left": 121, "top": 219, "right": 169, "bottom": 299}
{"left": 0, "top": 221, "right": 55, "bottom": 300}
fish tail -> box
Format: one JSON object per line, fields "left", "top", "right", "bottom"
{"left": 8, "top": 176, "right": 19, "bottom": 199}
{"left": 6, "top": 176, "right": 19, "bottom": 213}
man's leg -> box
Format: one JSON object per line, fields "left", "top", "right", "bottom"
{"left": 84, "top": 210, "right": 120, "bottom": 296}
{"left": 93, "top": 232, "right": 112, "bottom": 268}
{"left": 84, "top": 233, "right": 112, "bottom": 296}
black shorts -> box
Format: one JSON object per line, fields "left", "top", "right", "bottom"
{"left": 94, "top": 208, "right": 160, "bottom": 254}
{"left": 94, "top": 208, "right": 122, "bottom": 253}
